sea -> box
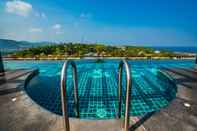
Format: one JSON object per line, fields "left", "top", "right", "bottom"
{"left": 151, "top": 46, "right": 197, "bottom": 54}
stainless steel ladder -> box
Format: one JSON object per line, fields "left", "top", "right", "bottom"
{"left": 60, "top": 59, "right": 132, "bottom": 131}
{"left": 61, "top": 60, "right": 79, "bottom": 131}
{"left": 117, "top": 59, "right": 132, "bottom": 131}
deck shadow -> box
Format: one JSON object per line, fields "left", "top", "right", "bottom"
{"left": 163, "top": 68, "right": 197, "bottom": 81}
{"left": 129, "top": 112, "right": 155, "bottom": 131}
{"left": 0, "top": 86, "right": 22, "bottom": 95}
{"left": 0, "top": 76, "right": 6, "bottom": 85}
{"left": 162, "top": 67, "right": 197, "bottom": 89}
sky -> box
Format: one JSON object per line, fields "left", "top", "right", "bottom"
{"left": 0, "top": 0, "right": 197, "bottom": 46}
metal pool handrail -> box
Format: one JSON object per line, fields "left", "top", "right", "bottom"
{"left": 61, "top": 60, "right": 79, "bottom": 131}
{"left": 117, "top": 59, "right": 132, "bottom": 131}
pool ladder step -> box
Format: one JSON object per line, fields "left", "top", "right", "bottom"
{"left": 60, "top": 59, "right": 132, "bottom": 131}
{"left": 68, "top": 119, "right": 122, "bottom": 131}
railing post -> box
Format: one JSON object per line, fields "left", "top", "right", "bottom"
{"left": 117, "top": 60, "right": 132, "bottom": 131}
{"left": 195, "top": 56, "right": 197, "bottom": 69}
{"left": 61, "top": 61, "right": 70, "bottom": 131}
{"left": 123, "top": 60, "right": 131, "bottom": 131}
{"left": 71, "top": 62, "right": 79, "bottom": 117}
{"left": 61, "top": 60, "right": 79, "bottom": 131}
{"left": 117, "top": 62, "right": 123, "bottom": 118}
{"left": 0, "top": 51, "right": 4, "bottom": 74}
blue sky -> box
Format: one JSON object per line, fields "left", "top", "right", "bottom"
{"left": 0, "top": 0, "right": 197, "bottom": 46}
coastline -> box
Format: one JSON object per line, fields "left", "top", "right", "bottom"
{"left": 2, "top": 56, "right": 196, "bottom": 61}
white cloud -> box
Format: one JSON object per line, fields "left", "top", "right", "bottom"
{"left": 52, "top": 24, "right": 64, "bottom": 35}
{"left": 55, "top": 31, "right": 64, "bottom": 35}
{"left": 41, "top": 12, "right": 46, "bottom": 18}
{"left": 52, "top": 24, "right": 61, "bottom": 30}
{"left": 35, "top": 12, "right": 46, "bottom": 18}
{"left": 29, "top": 28, "right": 43, "bottom": 33}
{"left": 5, "top": 0, "right": 32, "bottom": 17}
{"left": 80, "top": 13, "right": 92, "bottom": 19}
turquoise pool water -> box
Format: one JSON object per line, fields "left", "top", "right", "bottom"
{"left": 3, "top": 59, "right": 195, "bottom": 119}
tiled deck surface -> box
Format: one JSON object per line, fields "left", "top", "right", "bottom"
{"left": 0, "top": 67, "right": 197, "bottom": 131}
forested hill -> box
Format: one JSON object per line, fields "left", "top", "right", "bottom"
{"left": 12, "top": 43, "right": 177, "bottom": 58}
{"left": 0, "top": 39, "right": 50, "bottom": 51}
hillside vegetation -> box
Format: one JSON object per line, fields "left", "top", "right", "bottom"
{"left": 10, "top": 43, "right": 178, "bottom": 59}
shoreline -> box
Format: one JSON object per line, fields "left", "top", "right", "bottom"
{"left": 3, "top": 56, "right": 196, "bottom": 61}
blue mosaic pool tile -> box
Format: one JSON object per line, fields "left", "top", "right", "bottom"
{"left": 8, "top": 60, "right": 191, "bottom": 119}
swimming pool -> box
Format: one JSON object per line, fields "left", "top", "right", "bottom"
{"left": 3, "top": 59, "right": 195, "bottom": 119}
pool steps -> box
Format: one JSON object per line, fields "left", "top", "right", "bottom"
{"left": 60, "top": 59, "right": 132, "bottom": 131}
{"left": 61, "top": 60, "right": 79, "bottom": 131}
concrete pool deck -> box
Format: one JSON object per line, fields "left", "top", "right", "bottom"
{"left": 0, "top": 68, "right": 197, "bottom": 131}
{"left": 142, "top": 67, "right": 197, "bottom": 131}
{"left": 0, "top": 69, "right": 144, "bottom": 131}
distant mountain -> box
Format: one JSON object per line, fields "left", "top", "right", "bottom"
{"left": 0, "top": 39, "right": 24, "bottom": 49}
{"left": 0, "top": 39, "right": 50, "bottom": 51}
